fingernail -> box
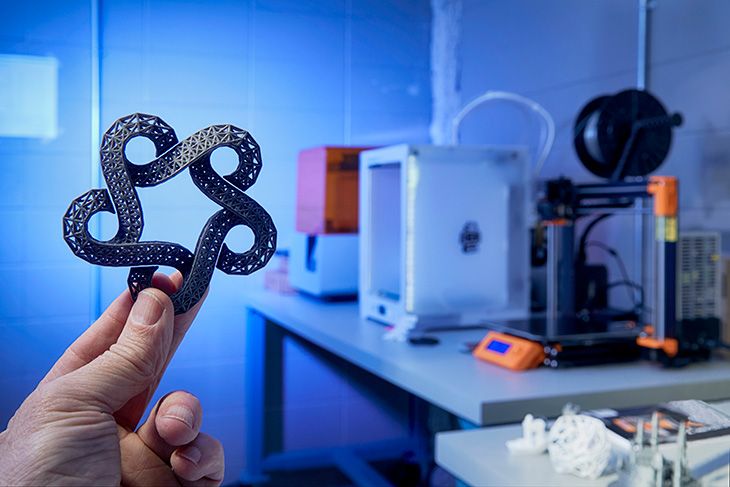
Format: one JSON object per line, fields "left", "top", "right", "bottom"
{"left": 177, "top": 445, "right": 201, "bottom": 465}
{"left": 163, "top": 404, "right": 195, "bottom": 429}
{"left": 130, "top": 290, "right": 164, "bottom": 327}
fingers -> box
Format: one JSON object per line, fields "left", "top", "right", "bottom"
{"left": 119, "top": 429, "right": 178, "bottom": 487}
{"left": 41, "top": 271, "right": 185, "bottom": 386}
{"left": 61, "top": 288, "right": 175, "bottom": 413}
{"left": 169, "top": 270, "right": 185, "bottom": 290}
{"left": 172, "top": 432, "right": 225, "bottom": 487}
{"left": 113, "top": 272, "right": 208, "bottom": 429}
{"left": 146, "top": 270, "right": 207, "bottom": 365}
{"left": 169, "top": 285, "right": 208, "bottom": 354}
{"left": 135, "top": 392, "right": 224, "bottom": 487}
{"left": 151, "top": 272, "right": 177, "bottom": 295}
{"left": 119, "top": 429, "right": 224, "bottom": 487}
{"left": 157, "top": 391, "right": 203, "bottom": 446}
{"left": 136, "top": 391, "right": 203, "bottom": 461}
{"left": 40, "top": 289, "right": 134, "bottom": 385}
{"left": 42, "top": 269, "right": 208, "bottom": 430}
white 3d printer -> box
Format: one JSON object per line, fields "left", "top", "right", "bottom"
{"left": 358, "top": 144, "right": 532, "bottom": 339}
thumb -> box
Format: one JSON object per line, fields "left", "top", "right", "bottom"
{"left": 65, "top": 289, "right": 175, "bottom": 413}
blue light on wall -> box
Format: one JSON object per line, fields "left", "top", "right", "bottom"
{"left": 1, "top": 1, "right": 432, "bottom": 483}
{"left": 0, "top": 54, "right": 58, "bottom": 139}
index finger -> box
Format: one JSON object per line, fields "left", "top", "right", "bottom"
{"left": 41, "top": 272, "right": 183, "bottom": 385}
{"left": 113, "top": 276, "right": 208, "bottom": 429}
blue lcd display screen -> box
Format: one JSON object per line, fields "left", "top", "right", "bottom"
{"left": 486, "top": 339, "right": 511, "bottom": 354}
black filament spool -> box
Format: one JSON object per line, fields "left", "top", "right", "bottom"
{"left": 574, "top": 89, "right": 681, "bottom": 180}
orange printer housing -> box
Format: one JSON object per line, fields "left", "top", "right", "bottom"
{"left": 296, "top": 146, "right": 371, "bottom": 235}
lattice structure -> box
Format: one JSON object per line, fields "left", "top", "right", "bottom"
{"left": 63, "top": 113, "right": 277, "bottom": 314}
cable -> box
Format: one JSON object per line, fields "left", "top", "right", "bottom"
{"left": 607, "top": 280, "right": 644, "bottom": 303}
{"left": 585, "top": 241, "right": 645, "bottom": 312}
{"left": 576, "top": 205, "right": 636, "bottom": 264}
{"left": 606, "top": 280, "right": 646, "bottom": 317}
{"left": 451, "top": 91, "right": 556, "bottom": 179}
{"left": 577, "top": 214, "right": 612, "bottom": 263}
{"left": 577, "top": 213, "right": 650, "bottom": 314}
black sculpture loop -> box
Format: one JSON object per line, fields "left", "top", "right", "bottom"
{"left": 63, "top": 113, "right": 277, "bottom": 314}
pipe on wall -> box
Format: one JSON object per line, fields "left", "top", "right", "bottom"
{"left": 429, "top": 0, "right": 463, "bottom": 145}
{"left": 90, "top": 0, "right": 102, "bottom": 319}
{"left": 637, "top": 0, "right": 654, "bottom": 91}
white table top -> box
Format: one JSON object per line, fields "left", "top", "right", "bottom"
{"left": 246, "top": 290, "right": 730, "bottom": 425}
{"left": 435, "top": 401, "right": 730, "bottom": 486}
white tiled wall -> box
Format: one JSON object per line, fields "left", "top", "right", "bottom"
{"left": 457, "top": 0, "right": 638, "bottom": 176}
{"left": 0, "top": 0, "right": 94, "bottom": 429}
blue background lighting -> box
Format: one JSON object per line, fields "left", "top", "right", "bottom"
{"left": 3, "top": 1, "right": 730, "bottom": 484}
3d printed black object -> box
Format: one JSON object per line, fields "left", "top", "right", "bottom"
{"left": 63, "top": 113, "right": 277, "bottom": 314}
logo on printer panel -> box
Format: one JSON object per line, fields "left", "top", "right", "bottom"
{"left": 460, "top": 221, "right": 481, "bottom": 254}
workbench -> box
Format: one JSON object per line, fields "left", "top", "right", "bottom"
{"left": 242, "top": 290, "right": 730, "bottom": 484}
{"left": 436, "top": 401, "right": 730, "bottom": 486}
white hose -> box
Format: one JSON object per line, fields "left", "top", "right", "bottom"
{"left": 451, "top": 91, "right": 556, "bottom": 179}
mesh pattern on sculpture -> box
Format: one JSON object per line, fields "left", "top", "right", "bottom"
{"left": 63, "top": 113, "right": 277, "bottom": 314}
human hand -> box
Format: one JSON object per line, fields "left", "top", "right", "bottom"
{"left": 0, "top": 273, "right": 224, "bottom": 486}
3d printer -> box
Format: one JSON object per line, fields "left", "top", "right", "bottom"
{"left": 290, "top": 146, "right": 370, "bottom": 299}
{"left": 480, "top": 89, "right": 723, "bottom": 369}
{"left": 358, "top": 144, "right": 532, "bottom": 339}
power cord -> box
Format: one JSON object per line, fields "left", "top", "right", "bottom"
{"left": 585, "top": 241, "right": 646, "bottom": 316}
{"left": 577, "top": 214, "right": 613, "bottom": 263}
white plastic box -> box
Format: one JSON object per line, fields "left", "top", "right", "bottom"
{"left": 359, "top": 144, "right": 531, "bottom": 334}
{"left": 289, "top": 233, "right": 359, "bottom": 298}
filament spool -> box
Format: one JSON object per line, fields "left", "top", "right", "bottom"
{"left": 574, "top": 89, "right": 682, "bottom": 180}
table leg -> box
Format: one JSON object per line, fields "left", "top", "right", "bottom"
{"left": 242, "top": 309, "right": 286, "bottom": 484}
